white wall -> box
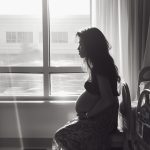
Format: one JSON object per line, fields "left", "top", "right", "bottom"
{"left": 0, "top": 102, "right": 76, "bottom": 138}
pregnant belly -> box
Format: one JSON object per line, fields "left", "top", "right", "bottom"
{"left": 75, "top": 91, "right": 100, "bottom": 113}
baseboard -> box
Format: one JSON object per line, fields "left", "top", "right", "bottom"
{"left": 0, "top": 138, "right": 52, "bottom": 149}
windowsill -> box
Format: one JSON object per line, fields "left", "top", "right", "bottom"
{"left": 0, "top": 95, "right": 78, "bottom": 103}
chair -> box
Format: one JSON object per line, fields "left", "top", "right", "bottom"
{"left": 137, "top": 66, "right": 150, "bottom": 99}
{"left": 110, "top": 82, "right": 133, "bottom": 150}
{"left": 135, "top": 89, "right": 150, "bottom": 150}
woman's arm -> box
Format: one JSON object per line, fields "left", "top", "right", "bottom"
{"left": 87, "top": 75, "right": 114, "bottom": 118}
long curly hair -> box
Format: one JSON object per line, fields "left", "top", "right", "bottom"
{"left": 76, "top": 27, "right": 121, "bottom": 96}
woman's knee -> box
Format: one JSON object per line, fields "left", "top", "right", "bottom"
{"left": 54, "top": 128, "right": 66, "bottom": 142}
{"left": 54, "top": 130, "right": 61, "bottom": 141}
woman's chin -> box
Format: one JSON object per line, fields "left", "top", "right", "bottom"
{"left": 79, "top": 54, "right": 85, "bottom": 58}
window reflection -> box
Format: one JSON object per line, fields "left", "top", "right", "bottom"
{"left": 49, "top": 0, "right": 90, "bottom": 67}
{"left": 0, "top": 0, "right": 43, "bottom": 66}
{"left": 51, "top": 73, "right": 88, "bottom": 95}
{"left": 0, "top": 74, "right": 43, "bottom": 96}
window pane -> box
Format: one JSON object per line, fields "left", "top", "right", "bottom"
{"left": 0, "top": 0, "right": 43, "bottom": 66}
{"left": 49, "top": 0, "right": 90, "bottom": 66}
{"left": 0, "top": 74, "right": 43, "bottom": 96}
{"left": 51, "top": 73, "right": 88, "bottom": 95}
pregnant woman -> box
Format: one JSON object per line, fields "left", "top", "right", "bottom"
{"left": 54, "top": 27, "right": 121, "bottom": 150}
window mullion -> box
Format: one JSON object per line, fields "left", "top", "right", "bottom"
{"left": 42, "top": 0, "right": 50, "bottom": 97}
{"left": 49, "top": 67, "right": 84, "bottom": 73}
{"left": 0, "top": 67, "right": 43, "bottom": 73}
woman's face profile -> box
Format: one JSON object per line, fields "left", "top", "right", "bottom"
{"left": 77, "top": 39, "right": 86, "bottom": 58}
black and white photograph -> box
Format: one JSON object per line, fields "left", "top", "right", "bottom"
{"left": 0, "top": 0, "right": 150, "bottom": 150}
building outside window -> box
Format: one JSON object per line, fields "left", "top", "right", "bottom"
{"left": 0, "top": 0, "right": 90, "bottom": 99}
{"left": 51, "top": 32, "right": 68, "bottom": 43}
{"left": 6, "top": 32, "right": 16, "bottom": 43}
{"left": 6, "top": 32, "right": 33, "bottom": 43}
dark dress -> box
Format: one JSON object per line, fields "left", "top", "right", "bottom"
{"left": 54, "top": 72, "right": 119, "bottom": 150}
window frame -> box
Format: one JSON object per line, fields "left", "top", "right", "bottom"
{"left": 0, "top": 0, "right": 91, "bottom": 101}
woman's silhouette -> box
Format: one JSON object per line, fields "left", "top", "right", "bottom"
{"left": 54, "top": 27, "right": 121, "bottom": 150}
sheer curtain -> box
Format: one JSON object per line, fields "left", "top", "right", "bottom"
{"left": 91, "top": 0, "right": 150, "bottom": 100}
{"left": 91, "top": 0, "right": 130, "bottom": 97}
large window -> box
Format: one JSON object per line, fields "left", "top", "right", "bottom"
{"left": 0, "top": 0, "right": 90, "bottom": 100}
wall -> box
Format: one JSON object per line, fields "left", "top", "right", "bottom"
{"left": 0, "top": 102, "right": 76, "bottom": 138}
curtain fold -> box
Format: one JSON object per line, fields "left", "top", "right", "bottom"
{"left": 140, "top": 0, "right": 150, "bottom": 68}
{"left": 129, "top": 0, "right": 150, "bottom": 98}
{"left": 142, "top": 19, "right": 150, "bottom": 67}
{"left": 128, "top": 0, "right": 139, "bottom": 100}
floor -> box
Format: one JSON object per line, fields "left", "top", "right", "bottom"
{"left": 0, "top": 148, "right": 50, "bottom": 150}
{"left": 4, "top": 147, "right": 142, "bottom": 150}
